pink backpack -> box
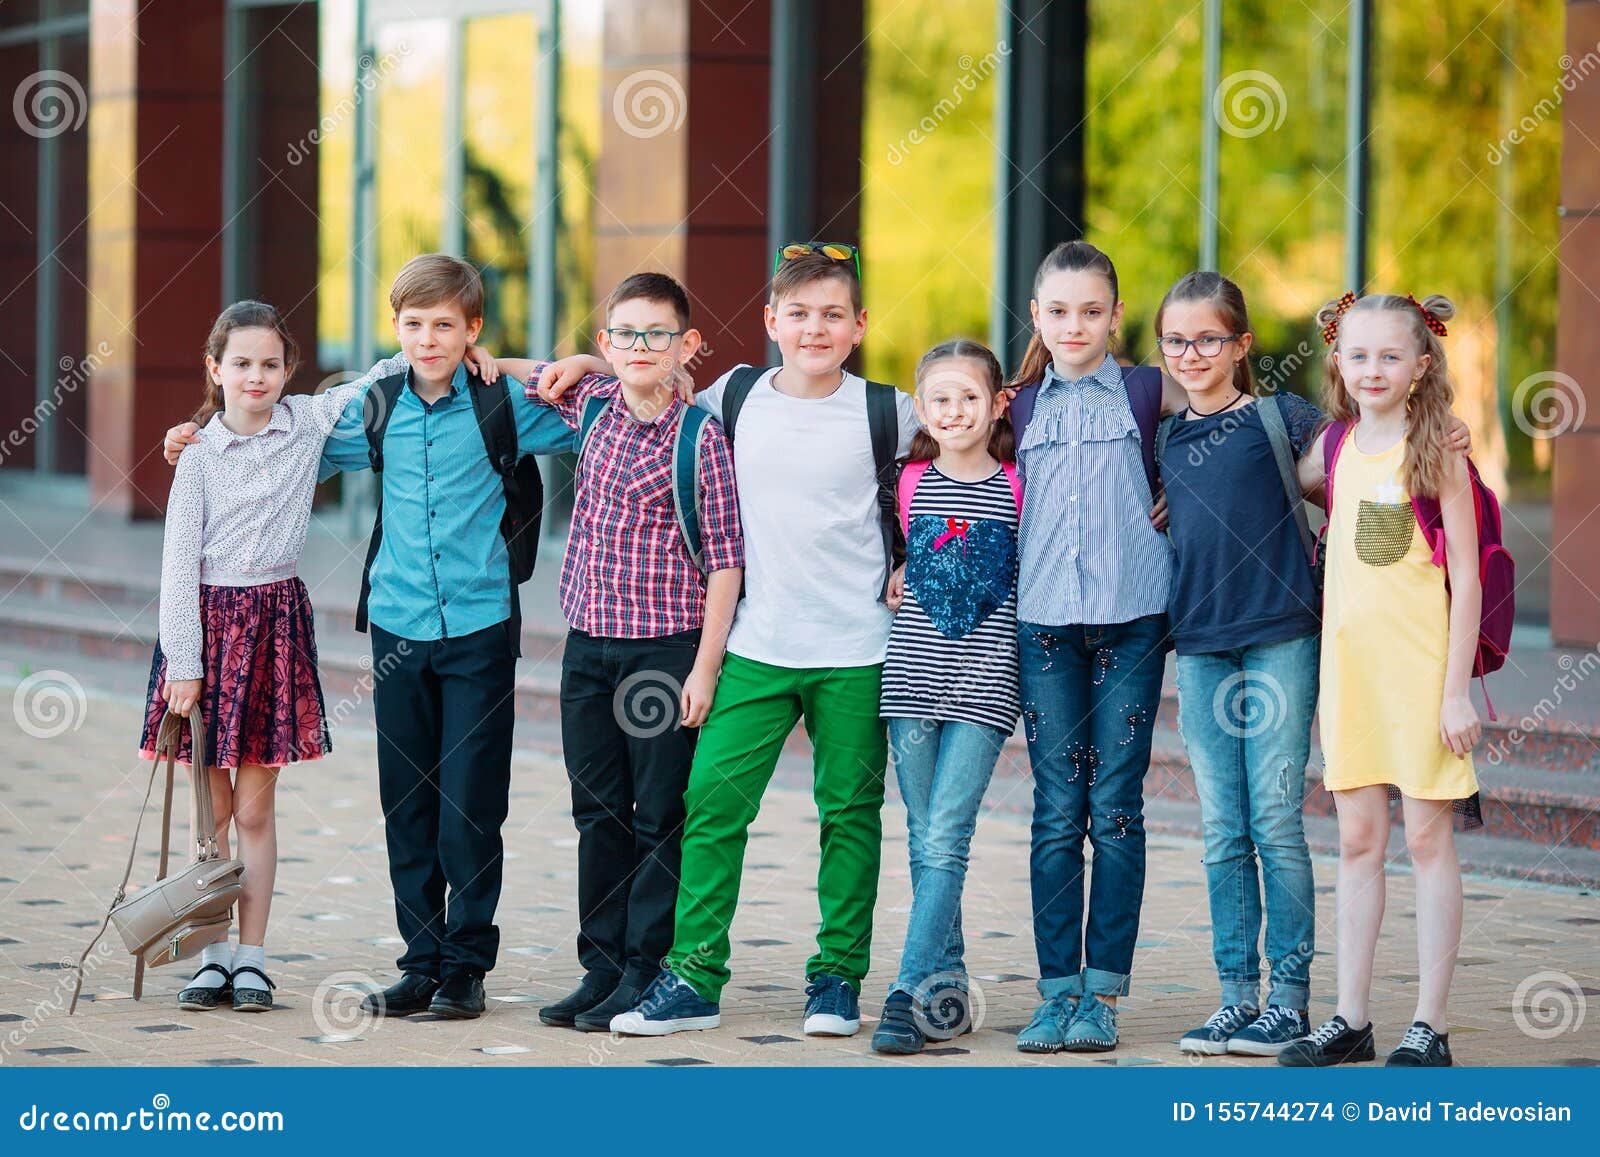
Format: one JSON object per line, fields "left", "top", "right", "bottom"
{"left": 1324, "top": 419, "right": 1515, "bottom": 717}
{"left": 897, "top": 460, "right": 1023, "bottom": 537}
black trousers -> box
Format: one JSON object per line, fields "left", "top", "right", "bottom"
{"left": 371, "top": 621, "right": 517, "bottom": 979}
{"left": 560, "top": 628, "right": 700, "bottom": 986}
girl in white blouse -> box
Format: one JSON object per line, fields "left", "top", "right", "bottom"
{"left": 140, "top": 300, "right": 361, "bottom": 1013}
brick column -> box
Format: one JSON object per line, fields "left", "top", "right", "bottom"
{"left": 594, "top": 0, "right": 864, "bottom": 378}
{"left": 85, "top": 0, "right": 226, "bottom": 518}
{"left": 1553, "top": 2, "right": 1600, "bottom": 646}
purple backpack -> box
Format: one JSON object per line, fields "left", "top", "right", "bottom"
{"left": 1324, "top": 419, "right": 1515, "bottom": 716}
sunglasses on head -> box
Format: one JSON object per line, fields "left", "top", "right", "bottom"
{"left": 773, "top": 241, "right": 861, "bottom": 279}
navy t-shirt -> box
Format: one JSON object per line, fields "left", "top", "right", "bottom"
{"left": 1161, "top": 393, "right": 1323, "bottom": 655}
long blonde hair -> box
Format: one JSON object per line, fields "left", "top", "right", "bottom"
{"left": 1316, "top": 292, "right": 1457, "bottom": 499}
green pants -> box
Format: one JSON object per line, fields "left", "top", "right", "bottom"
{"left": 666, "top": 653, "right": 888, "bottom": 1003}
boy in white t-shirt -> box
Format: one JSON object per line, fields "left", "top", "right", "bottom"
{"left": 538, "top": 245, "right": 919, "bottom": 1036}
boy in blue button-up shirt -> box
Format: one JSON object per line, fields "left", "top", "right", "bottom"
{"left": 162, "top": 256, "right": 574, "bottom": 1019}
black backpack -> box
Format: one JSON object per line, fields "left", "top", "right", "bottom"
{"left": 355, "top": 367, "right": 543, "bottom": 654}
{"left": 721, "top": 365, "right": 904, "bottom": 601}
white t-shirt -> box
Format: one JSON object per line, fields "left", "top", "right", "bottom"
{"left": 695, "top": 365, "right": 921, "bottom": 668}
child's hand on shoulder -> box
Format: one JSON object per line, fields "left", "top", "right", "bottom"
{"left": 680, "top": 663, "right": 720, "bottom": 728}
{"left": 163, "top": 422, "right": 201, "bottom": 466}
{"left": 1149, "top": 492, "right": 1169, "bottom": 532}
{"left": 1439, "top": 693, "right": 1480, "bottom": 758}
{"left": 886, "top": 564, "right": 906, "bottom": 612}
{"left": 1444, "top": 415, "right": 1472, "bottom": 457}
{"left": 162, "top": 678, "right": 202, "bottom": 716}
{"left": 536, "top": 355, "right": 612, "bottom": 402}
{"left": 464, "top": 344, "right": 499, "bottom": 381}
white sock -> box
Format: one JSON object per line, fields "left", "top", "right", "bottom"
{"left": 232, "top": 943, "right": 269, "bottom": 993}
{"left": 189, "top": 941, "right": 233, "bottom": 989}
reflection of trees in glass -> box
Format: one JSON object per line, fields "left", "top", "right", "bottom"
{"left": 861, "top": 1, "right": 998, "bottom": 391}
{"left": 463, "top": 144, "right": 530, "bottom": 355}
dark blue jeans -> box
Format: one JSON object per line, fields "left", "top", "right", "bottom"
{"left": 1019, "top": 614, "right": 1168, "bottom": 997}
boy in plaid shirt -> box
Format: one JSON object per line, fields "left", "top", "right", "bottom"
{"left": 492, "top": 273, "right": 743, "bottom": 1031}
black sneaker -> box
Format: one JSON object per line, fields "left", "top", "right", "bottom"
{"left": 1277, "top": 1015, "right": 1376, "bottom": 1066}
{"left": 870, "top": 992, "right": 925, "bottom": 1055}
{"left": 1179, "top": 1003, "right": 1259, "bottom": 1056}
{"left": 1386, "top": 1021, "right": 1453, "bottom": 1067}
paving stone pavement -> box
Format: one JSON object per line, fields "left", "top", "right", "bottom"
{"left": 2, "top": 692, "right": 1597, "bottom": 1068}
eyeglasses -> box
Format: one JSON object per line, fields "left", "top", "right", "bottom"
{"left": 1158, "top": 334, "right": 1240, "bottom": 358}
{"left": 604, "top": 327, "right": 684, "bottom": 352}
{"left": 773, "top": 241, "right": 862, "bottom": 279}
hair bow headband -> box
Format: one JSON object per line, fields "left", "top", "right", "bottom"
{"left": 1320, "top": 291, "right": 1356, "bottom": 345}
{"left": 1405, "top": 293, "right": 1449, "bottom": 337}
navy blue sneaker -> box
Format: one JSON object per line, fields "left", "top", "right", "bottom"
{"left": 870, "top": 992, "right": 925, "bottom": 1055}
{"left": 1228, "top": 1005, "right": 1309, "bottom": 1056}
{"left": 608, "top": 968, "right": 720, "bottom": 1036}
{"left": 1179, "top": 1002, "right": 1259, "bottom": 1056}
{"left": 803, "top": 973, "right": 861, "bottom": 1036}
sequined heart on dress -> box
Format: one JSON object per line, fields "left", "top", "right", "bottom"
{"left": 905, "top": 515, "right": 1018, "bottom": 639}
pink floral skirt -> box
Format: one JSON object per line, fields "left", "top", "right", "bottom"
{"left": 139, "top": 578, "right": 331, "bottom": 769}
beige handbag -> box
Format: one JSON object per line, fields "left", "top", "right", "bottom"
{"left": 70, "top": 707, "right": 245, "bottom": 1013}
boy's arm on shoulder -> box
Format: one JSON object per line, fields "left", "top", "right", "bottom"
{"left": 510, "top": 376, "right": 580, "bottom": 455}
{"left": 691, "top": 366, "right": 740, "bottom": 417}
{"left": 697, "top": 419, "right": 744, "bottom": 572}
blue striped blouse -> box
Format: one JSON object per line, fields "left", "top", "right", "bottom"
{"left": 1016, "top": 355, "right": 1174, "bottom": 627}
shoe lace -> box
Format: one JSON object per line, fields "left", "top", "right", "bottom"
{"left": 1253, "top": 1005, "right": 1300, "bottom": 1035}
{"left": 805, "top": 975, "right": 849, "bottom": 1014}
{"left": 638, "top": 971, "right": 674, "bottom": 1014}
{"left": 1026, "top": 995, "right": 1074, "bottom": 1032}
{"left": 1206, "top": 1004, "right": 1256, "bottom": 1033}
{"left": 1307, "top": 1018, "right": 1346, "bottom": 1048}
{"left": 1399, "top": 1023, "right": 1435, "bottom": 1053}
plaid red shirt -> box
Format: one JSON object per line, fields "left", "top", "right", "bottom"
{"left": 528, "top": 362, "right": 743, "bottom": 638}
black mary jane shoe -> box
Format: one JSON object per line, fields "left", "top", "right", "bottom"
{"left": 230, "top": 964, "right": 276, "bottom": 1012}
{"left": 177, "top": 963, "right": 234, "bottom": 1011}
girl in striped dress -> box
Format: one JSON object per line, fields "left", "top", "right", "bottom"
{"left": 873, "top": 339, "right": 1021, "bottom": 1055}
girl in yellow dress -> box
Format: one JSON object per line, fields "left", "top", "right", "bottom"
{"left": 1281, "top": 292, "right": 1483, "bottom": 1069}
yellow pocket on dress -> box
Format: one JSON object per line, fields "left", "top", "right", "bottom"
{"left": 1355, "top": 500, "right": 1414, "bottom": 566}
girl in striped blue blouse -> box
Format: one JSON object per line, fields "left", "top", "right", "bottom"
{"left": 872, "top": 339, "right": 1023, "bottom": 1055}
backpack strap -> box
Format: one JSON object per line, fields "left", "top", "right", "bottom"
{"left": 672, "top": 404, "right": 714, "bottom": 570}
{"left": 865, "top": 380, "right": 904, "bottom": 600}
{"left": 1001, "top": 460, "right": 1023, "bottom": 516}
{"left": 720, "top": 365, "right": 770, "bottom": 447}
{"left": 1257, "top": 395, "right": 1317, "bottom": 564}
{"left": 466, "top": 371, "right": 519, "bottom": 482}
{"left": 355, "top": 373, "right": 408, "bottom": 633}
{"left": 1121, "top": 364, "right": 1163, "bottom": 499}
{"left": 1322, "top": 418, "right": 1352, "bottom": 515}
{"left": 897, "top": 460, "right": 933, "bottom": 538}
{"left": 1008, "top": 382, "right": 1041, "bottom": 460}
{"left": 576, "top": 393, "right": 610, "bottom": 461}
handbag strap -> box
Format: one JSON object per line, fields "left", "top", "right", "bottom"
{"left": 70, "top": 707, "right": 209, "bottom": 1013}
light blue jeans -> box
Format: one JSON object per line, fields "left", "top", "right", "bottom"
{"left": 886, "top": 717, "right": 1007, "bottom": 998}
{"left": 1175, "top": 632, "right": 1319, "bottom": 1011}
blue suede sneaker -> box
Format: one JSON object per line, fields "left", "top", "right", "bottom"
{"left": 1228, "top": 1004, "right": 1309, "bottom": 1056}
{"left": 803, "top": 973, "right": 861, "bottom": 1036}
{"left": 608, "top": 968, "right": 720, "bottom": 1036}
{"left": 1061, "top": 994, "right": 1119, "bottom": 1052}
{"left": 1179, "top": 1002, "right": 1259, "bottom": 1056}
{"left": 1016, "top": 994, "right": 1078, "bottom": 1054}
